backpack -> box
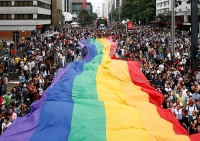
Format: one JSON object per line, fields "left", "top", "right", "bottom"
{"left": 118, "top": 49, "right": 122, "bottom": 56}
{"left": 187, "top": 105, "right": 196, "bottom": 111}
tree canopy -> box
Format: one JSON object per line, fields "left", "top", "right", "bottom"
{"left": 119, "top": 0, "right": 182, "bottom": 24}
{"left": 108, "top": 7, "right": 120, "bottom": 22}
{"left": 78, "top": 10, "right": 97, "bottom": 26}
{"left": 120, "top": 0, "right": 156, "bottom": 24}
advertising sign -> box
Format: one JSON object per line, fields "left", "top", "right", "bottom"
{"left": 127, "top": 21, "right": 133, "bottom": 31}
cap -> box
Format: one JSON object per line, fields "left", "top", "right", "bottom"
{"left": 189, "top": 100, "right": 194, "bottom": 105}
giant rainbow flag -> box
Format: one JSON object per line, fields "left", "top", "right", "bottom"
{"left": 1, "top": 38, "right": 200, "bottom": 141}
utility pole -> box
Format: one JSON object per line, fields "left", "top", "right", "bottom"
{"left": 171, "top": 0, "right": 175, "bottom": 63}
{"left": 110, "top": 0, "right": 112, "bottom": 24}
{"left": 119, "top": 6, "right": 120, "bottom": 23}
{"left": 191, "top": 0, "right": 199, "bottom": 72}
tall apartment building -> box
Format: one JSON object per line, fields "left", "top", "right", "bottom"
{"left": 0, "top": 0, "right": 51, "bottom": 41}
{"left": 102, "top": 3, "right": 105, "bottom": 17}
{"left": 104, "top": 0, "right": 109, "bottom": 17}
{"left": 64, "top": 0, "right": 72, "bottom": 13}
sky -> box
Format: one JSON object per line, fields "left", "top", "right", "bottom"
{"left": 87, "top": 0, "right": 104, "bottom": 12}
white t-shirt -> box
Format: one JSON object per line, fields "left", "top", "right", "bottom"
{"left": 2, "top": 122, "right": 11, "bottom": 131}
{"left": 120, "top": 48, "right": 124, "bottom": 56}
{"left": 62, "top": 55, "right": 65, "bottom": 61}
{"left": 186, "top": 105, "right": 197, "bottom": 116}
{"left": 174, "top": 109, "right": 182, "bottom": 120}
{"left": 31, "top": 61, "right": 35, "bottom": 68}
{"left": 165, "top": 87, "right": 172, "bottom": 92}
{"left": 24, "top": 65, "right": 28, "bottom": 71}
{"left": 28, "top": 62, "right": 32, "bottom": 70}
{"left": 182, "top": 89, "right": 188, "bottom": 98}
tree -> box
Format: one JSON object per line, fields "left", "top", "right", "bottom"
{"left": 156, "top": 12, "right": 171, "bottom": 22}
{"left": 78, "top": 10, "right": 97, "bottom": 26}
{"left": 121, "top": 0, "right": 134, "bottom": 20}
{"left": 108, "top": 7, "right": 120, "bottom": 22}
{"left": 120, "top": 0, "right": 156, "bottom": 24}
{"left": 175, "top": 0, "right": 182, "bottom": 7}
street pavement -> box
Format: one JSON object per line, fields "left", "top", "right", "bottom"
{"left": 0, "top": 49, "right": 24, "bottom": 92}
{"left": 0, "top": 49, "right": 23, "bottom": 81}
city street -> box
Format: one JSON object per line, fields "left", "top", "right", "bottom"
{"left": 1, "top": 0, "right": 200, "bottom": 140}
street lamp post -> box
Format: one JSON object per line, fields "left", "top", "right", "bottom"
{"left": 110, "top": 1, "right": 112, "bottom": 24}
{"left": 171, "top": 0, "right": 175, "bottom": 63}
{"left": 119, "top": 6, "right": 120, "bottom": 23}
{"left": 191, "top": 0, "right": 199, "bottom": 72}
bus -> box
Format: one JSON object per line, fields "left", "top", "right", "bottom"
{"left": 96, "top": 18, "right": 108, "bottom": 29}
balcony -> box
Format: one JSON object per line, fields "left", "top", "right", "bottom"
{"left": 0, "top": 7, "right": 51, "bottom": 15}
{"left": 0, "top": 20, "right": 51, "bottom": 26}
{"left": 156, "top": 0, "right": 169, "bottom": 4}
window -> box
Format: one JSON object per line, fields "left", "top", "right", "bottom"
{"left": 29, "top": 1, "right": 33, "bottom": 6}
{"left": 24, "top": 1, "right": 29, "bottom": 6}
{"left": 19, "top": 1, "right": 23, "bottom": 6}
{"left": 14, "top": 14, "right": 33, "bottom": 19}
{"left": 3, "top": 2, "right": 7, "bottom": 6}
{"left": 24, "top": 14, "right": 28, "bottom": 19}
{"left": 38, "top": 1, "right": 50, "bottom": 9}
{"left": 37, "top": 14, "right": 51, "bottom": 20}
{"left": 0, "top": 14, "right": 11, "bottom": 20}
{"left": 0, "top": 1, "right": 11, "bottom": 6}
{"left": 15, "top": 1, "right": 19, "bottom": 6}
{"left": 14, "top": 1, "right": 33, "bottom": 6}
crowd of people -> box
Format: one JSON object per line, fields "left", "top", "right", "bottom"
{"left": 0, "top": 27, "right": 83, "bottom": 134}
{"left": 0, "top": 23, "right": 200, "bottom": 135}
{"left": 111, "top": 25, "right": 200, "bottom": 134}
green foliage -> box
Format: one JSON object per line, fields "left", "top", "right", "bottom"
{"left": 156, "top": 12, "right": 171, "bottom": 22}
{"left": 121, "top": 0, "right": 156, "bottom": 24}
{"left": 118, "top": 23, "right": 126, "bottom": 30}
{"left": 108, "top": 7, "right": 120, "bottom": 22}
{"left": 78, "top": 10, "right": 97, "bottom": 26}
{"left": 175, "top": 0, "right": 182, "bottom": 7}
{"left": 120, "top": 0, "right": 182, "bottom": 24}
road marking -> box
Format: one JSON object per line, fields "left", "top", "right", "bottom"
{"left": 0, "top": 55, "right": 7, "bottom": 59}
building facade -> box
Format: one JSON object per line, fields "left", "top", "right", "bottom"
{"left": 64, "top": 0, "right": 72, "bottom": 13}
{"left": 0, "top": 0, "right": 52, "bottom": 41}
{"left": 102, "top": 0, "right": 123, "bottom": 18}
{"left": 52, "top": 0, "right": 63, "bottom": 28}
{"left": 72, "top": 2, "right": 93, "bottom": 14}
{"left": 156, "top": 0, "right": 200, "bottom": 32}
{"left": 101, "top": 3, "right": 105, "bottom": 18}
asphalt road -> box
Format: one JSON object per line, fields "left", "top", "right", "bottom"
{"left": 0, "top": 49, "right": 24, "bottom": 81}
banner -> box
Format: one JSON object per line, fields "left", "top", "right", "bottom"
{"left": 127, "top": 21, "right": 133, "bottom": 31}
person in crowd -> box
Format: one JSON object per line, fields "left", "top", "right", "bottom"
{"left": 1, "top": 117, "right": 11, "bottom": 134}
{"left": 1, "top": 22, "right": 200, "bottom": 135}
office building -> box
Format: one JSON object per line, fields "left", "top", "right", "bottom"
{"left": 72, "top": 2, "right": 93, "bottom": 14}
{"left": 102, "top": 3, "right": 105, "bottom": 18}
{"left": 156, "top": 0, "right": 200, "bottom": 32}
{"left": 64, "top": 0, "right": 72, "bottom": 13}
{"left": 0, "top": 0, "right": 52, "bottom": 41}
{"left": 0, "top": 0, "right": 64, "bottom": 41}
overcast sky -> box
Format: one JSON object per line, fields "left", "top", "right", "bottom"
{"left": 87, "top": 0, "right": 104, "bottom": 12}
